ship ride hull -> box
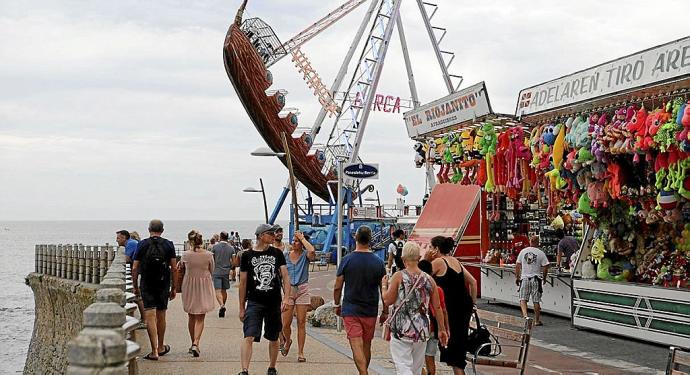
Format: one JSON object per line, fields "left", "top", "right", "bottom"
{"left": 223, "top": 23, "right": 335, "bottom": 202}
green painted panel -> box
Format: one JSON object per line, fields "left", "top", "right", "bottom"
{"left": 639, "top": 299, "right": 648, "bottom": 309}
{"left": 578, "top": 291, "right": 637, "bottom": 307}
{"left": 649, "top": 319, "right": 690, "bottom": 335}
{"left": 649, "top": 300, "right": 690, "bottom": 316}
{"left": 579, "top": 307, "right": 637, "bottom": 326}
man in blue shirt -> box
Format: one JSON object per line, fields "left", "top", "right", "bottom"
{"left": 333, "top": 226, "right": 386, "bottom": 375}
{"left": 116, "top": 230, "right": 140, "bottom": 264}
{"left": 116, "top": 229, "right": 145, "bottom": 326}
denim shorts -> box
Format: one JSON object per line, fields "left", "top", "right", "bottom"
{"left": 243, "top": 301, "right": 282, "bottom": 342}
{"left": 213, "top": 275, "right": 230, "bottom": 290}
{"left": 425, "top": 334, "right": 439, "bottom": 357}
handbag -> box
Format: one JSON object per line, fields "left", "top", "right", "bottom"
{"left": 467, "top": 310, "right": 500, "bottom": 356}
{"left": 382, "top": 272, "right": 428, "bottom": 341}
{"left": 174, "top": 260, "right": 185, "bottom": 293}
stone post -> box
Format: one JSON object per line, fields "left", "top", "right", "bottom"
{"left": 58, "top": 244, "right": 64, "bottom": 278}
{"left": 48, "top": 245, "right": 55, "bottom": 276}
{"left": 37, "top": 245, "right": 42, "bottom": 273}
{"left": 93, "top": 247, "right": 101, "bottom": 283}
{"left": 35, "top": 245, "right": 39, "bottom": 273}
{"left": 66, "top": 289, "right": 128, "bottom": 374}
{"left": 99, "top": 247, "right": 109, "bottom": 284}
{"left": 77, "top": 244, "right": 86, "bottom": 282}
{"left": 66, "top": 244, "right": 74, "bottom": 280}
{"left": 86, "top": 246, "right": 94, "bottom": 283}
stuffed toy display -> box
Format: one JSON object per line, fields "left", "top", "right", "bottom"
{"left": 410, "top": 95, "right": 690, "bottom": 288}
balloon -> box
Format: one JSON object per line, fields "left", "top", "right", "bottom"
{"left": 396, "top": 184, "right": 408, "bottom": 196}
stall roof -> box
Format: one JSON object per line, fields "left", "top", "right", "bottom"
{"left": 515, "top": 36, "right": 690, "bottom": 125}
{"left": 408, "top": 184, "right": 480, "bottom": 251}
{"left": 414, "top": 113, "right": 525, "bottom": 139}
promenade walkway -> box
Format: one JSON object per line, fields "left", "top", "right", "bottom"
{"left": 135, "top": 282, "right": 399, "bottom": 375}
{"left": 135, "top": 269, "right": 667, "bottom": 375}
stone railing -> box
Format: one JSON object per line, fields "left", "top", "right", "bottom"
{"left": 25, "top": 245, "right": 140, "bottom": 375}
{"left": 66, "top": 247, "right": 141, "bottom": 374}
{"left": 35, "top": 244, "right": 116, "bottom": 284}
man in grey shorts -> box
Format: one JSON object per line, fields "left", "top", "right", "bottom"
{"left": 515, "top": 235, "right": 549, "bottom": 326}
{"left": 211, "top": 231, "right": 235, "bottom": 318}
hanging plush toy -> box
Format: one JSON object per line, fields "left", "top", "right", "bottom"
{"left": 676, "top": 101, "right": 690, "bottom": 152}
{"left": 413, "top": 142, "right": 426, "bottom": 168}
{"left": 449, "top": 134, "right": 463, "bottom": 184}
{"left": 479, "top": 123, "right": 498, "bottom": 192}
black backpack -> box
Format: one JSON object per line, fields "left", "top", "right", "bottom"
{"left": 393, "top": 240, "right": 405, "bottom": 271}
{"left": 141, "top": 237, "right": 168, "bottom": 282}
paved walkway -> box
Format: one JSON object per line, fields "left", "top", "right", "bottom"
{"left": 135, "top": 268, "right": 667, "bottom": 375}
{"left": 135, "top": 290, "right": 362, "bottom": 374}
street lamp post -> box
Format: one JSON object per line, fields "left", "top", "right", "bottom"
{"left": 242, "top": 178, "right": 268, "bottom": 222}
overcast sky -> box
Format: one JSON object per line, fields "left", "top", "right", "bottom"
{"left": 1, "top": 0, "right": 688, "bottom": 220}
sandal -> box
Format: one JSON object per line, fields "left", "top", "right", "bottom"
{"left": 158, "top": 344, "right": 171, "bottom": 356}
{"left": 143, "top": 353, "right": 158, "bottom": 361}
{"left": 535, "top": 321, "right": 544, "bottom": 326}
{"left": 282, "top": 338, "right": 292, "bottom": 357}
{"left": 298, "top": 356, "right": 306, "bottom": 363}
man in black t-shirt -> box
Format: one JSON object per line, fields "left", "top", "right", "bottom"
{"left": 238, "top": 224, "right": 290, "bottom": 375}
{"left": 132, "top": 219, "right": 177, "bottom": 361}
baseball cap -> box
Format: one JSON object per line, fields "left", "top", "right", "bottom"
{"left": 255, "top": 224, "right": 277, "bottom": 236}
{"left": 273, "top": 224, "right": 283, "bottom": 232}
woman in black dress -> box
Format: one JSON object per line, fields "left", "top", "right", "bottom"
{"left": 426, "top": 236, "right": 477, "bottom": 374}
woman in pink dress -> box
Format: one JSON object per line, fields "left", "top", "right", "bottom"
{"left": 179, "top": 230, "right": 216, "bottom": 357}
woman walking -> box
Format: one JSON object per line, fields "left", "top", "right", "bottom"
{"left": 280, "top": 231, "right": 316, "bottom": 362}
{"left": 179, "top": 230, "right": 216, "bottom": 357}
{"left": 425, "top": 236, "right": 477, "bottom": 375}
{"left": 382, "top": 242, "right": 448, "bottom": 375}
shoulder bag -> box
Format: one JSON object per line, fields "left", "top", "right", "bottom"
{"left": 467, "top": 310, "right": 500, "bottom": 356}
{"left": 382, "top": 272, "right": 428, "bottom": 341}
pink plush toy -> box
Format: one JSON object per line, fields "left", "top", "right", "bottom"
{"left": 587, "top": 181, "right": 609, "bottom": 208}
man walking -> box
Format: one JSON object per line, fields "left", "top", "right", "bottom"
{"left": 238, "top": 224, "right": 290, "bottom": 375}
{"left": 211, "top": 231, "right": 235, "bottom": 317}
{"left": 273, "top": 225, "right": 286, "bottom": 251}
{"left": 386, "top": 229, "right": 406, "bottom": 275}
{"left": 515, "top": 235, "right": 549, "bottom": 326}
{"left": 132, "top": 219, "right": 177, "bottom": 360}
{"left": 333, "top": 226, "right": 386, "bottom": 375}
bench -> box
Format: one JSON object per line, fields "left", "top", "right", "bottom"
{"left": 668, "top": 346, "right": 690, "bottom": 375}
{"left": 466, "top": 310, "right": 533, "bottom": 375}
{"left": 309, "top": 251, "right": 330, "bottom": 272}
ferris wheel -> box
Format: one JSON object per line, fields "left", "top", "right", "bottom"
{"left": 223, "top": 0, "right": 463, "bottom": 203}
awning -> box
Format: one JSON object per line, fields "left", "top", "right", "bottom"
{"left": 408, "top": 184, "right": 481, "bottom": 253}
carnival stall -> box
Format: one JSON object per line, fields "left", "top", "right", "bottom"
{"left": 406, "top": 82, "right": 580, "bottom": 316}
{"left": 516, "top": 36, "right": 690, "bottom": 347}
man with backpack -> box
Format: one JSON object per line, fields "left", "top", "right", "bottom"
{"left": 386, "top": 229, "right": 406, "bottom": 274}
{"left": 132, "top": 219, "right": 178, "bottom": 361}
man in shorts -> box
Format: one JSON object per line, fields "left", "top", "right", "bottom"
{"left": 132, "top": 219, "right": 177, "bottom": 360}
{"left": 238, "top": 224, "right": 290, "bottom": 375}
{"left": 515, "top": 235, "right": 550, "bottom": 326}
{"left": 211, "top": 231, "right": 235, "bottom": 317}
{"left": 333, "top": 226, "right": 386, "bottom": 375}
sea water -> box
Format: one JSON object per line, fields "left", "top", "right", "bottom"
{"left": 0, "top": 220, "right": 285, "bottom": 374}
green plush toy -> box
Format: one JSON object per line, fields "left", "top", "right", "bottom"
{"left": 577, "top": 193, "right": 597, "bottom": 217}
{"left": 479, "top": 123, "right": 498, "bottom": 156}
